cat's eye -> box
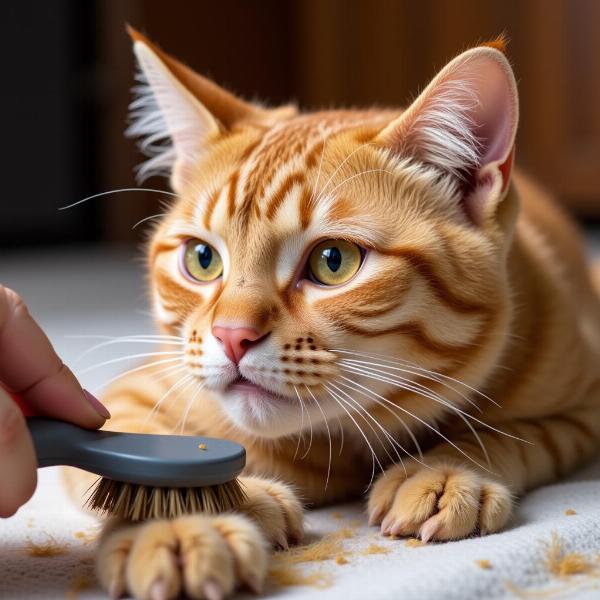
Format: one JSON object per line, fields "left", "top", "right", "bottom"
{"left": 308, "top": 240, "right": 363, "bottom": 286}
{"left": 182, "top": 239, "right": 223, "bottom": 282}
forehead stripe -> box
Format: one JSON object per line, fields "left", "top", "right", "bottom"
{"left": 265, "top": 171, "right": 305, "bottom": 220}
{"left": 203, "top": 187, "right": 221, "bottom": 230}
{"left": 227, "top": 170, "right": 240, "bottom": 218}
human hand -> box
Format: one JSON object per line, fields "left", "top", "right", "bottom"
{"left": 0, "top": 285, "right": 110, "bottom": 517}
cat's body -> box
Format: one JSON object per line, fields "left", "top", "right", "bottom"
{"left": 65, "top": 31, "right": 600, "bottom": 599}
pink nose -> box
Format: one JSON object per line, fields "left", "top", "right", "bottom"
{"left": 212, "top": 326, "right": 264, "bottom": 364}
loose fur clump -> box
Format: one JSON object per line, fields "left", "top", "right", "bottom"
{"left": 361, "top": 543, "right": 391, "bottom": 555}
{"left": 268, "top": 527, "right": 356, "bottom": 589}
{"left": 86, "top": 477, "right": 246, "bottom": 521}
{"left": 65, "top": 574, "right": 95, "bottom": 600}
{"left": 25, "top": 534, "right": 70, "bottom": 558}
{"left": 73, "top": 526, "right": 100, "bottom": 545}
{"left": 505, "top": 533, "right": 599, "bottom": 598}
{"left": 404, "top": 538, "right": 425, "bottom": 548}
{"left": 546, "top": 533, "right": 592, "bottom": 578}
{"left": 275, "top": 529, "right": 351, "bottom": 565}
{"left": 268, "top": 565, "right": 334, "bottom": 589}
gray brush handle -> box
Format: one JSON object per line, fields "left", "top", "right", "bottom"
{"left": 26, "top": 417, "right": 245, "bottom": 488}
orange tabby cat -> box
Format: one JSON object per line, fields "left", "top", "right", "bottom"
{"left": 65, "top": 30, "right": 600, "bottom": 599}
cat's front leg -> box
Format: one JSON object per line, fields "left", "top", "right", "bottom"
{"left": 367, "top": 458, "right": 512, "bottom": 542}
{"left": 368, "top": 404, "right": 600, "bottom": 542}
{"left": 97, "top": 476, "right": 303, "bottom": 599}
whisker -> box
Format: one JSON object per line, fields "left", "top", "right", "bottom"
{"left": 309, "top": 125, "right": 328, "bottom": 206}
{"left": 151, "top": 364, "right": 190, "bottom": 385}
{"left": 132, "top": 212, "right": 168, "bottom": 230}
{"left": 293, "top": 385, "right": 307, "bottom": 462}
{"left": 293, "top": 386, "right": 314, "bottom": 460}
{"left": 75, "top": 337, "right": 185, "bottom": 364}
{"left": 58, "top": 188, "right": 177, "bottom": 211}
{"left": 328, "top": 382, "right": 407, "bottom": 476}
{"left": 176, "top": 380, "right": 206, "bottom": 434}
{"left": 318, "top": 169, "right": 396, "bottom": 204}
{"left": 340, "top": 364, "right": 492, "bottom": 467}
{"left": 145, "top": 373, "right": 194, "bottom": 424}
{"left": 332, "top": 378, "right": 425, "bottom": 464}
{"left": 304, "top": 385, "right": 332, "bottom": 490}
{"left": 315, "top": 141, "right": 376, "bottom": 202}
{"left": 324, "top": 386, "right": 376, "bottom": 489}
{"left": 335, "top": 414, "right": 345, "bottom": 456}
{"left": 340, "top": 358, "right": 482, "bottom": 414}
{"left": 323, "top": 384, "right": 384, "bottom": 489}
{"left": 67, "top": 334, "right": 184, "bottom": 341}
{"left": 336, "top": 374, "right": 491, "bottom": 473}
{"left": 90, "top": 357, "right": 184, "bottom": 393}
{"left": 333, "top": 348, "right": 499, "bottom": 407}
{"left": 340, "top": 363, "right": 529, "bottom": 445}
{"left": 77, "top": 351, "right": 185, "bottom": 376}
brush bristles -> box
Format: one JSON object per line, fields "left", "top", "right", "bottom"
{"left": 86, "top": 477, "right": 247, "bottom": 522}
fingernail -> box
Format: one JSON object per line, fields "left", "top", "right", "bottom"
{"left": 83, "top": 389, "right": 111, "bottom": 419}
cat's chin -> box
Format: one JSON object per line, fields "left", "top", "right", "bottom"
{"left": 216, "top": 377, "right": 304, "bottom": 438}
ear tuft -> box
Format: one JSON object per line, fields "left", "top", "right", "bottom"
{"left": 377, "top": 47, "right": 518, "bottom": 185}
{"left": 126, "top": 39, "right": 221, "bottom": 187}
{"left": 481, "top": 34, "right": 509, "bottom": 55}
{"left": 127, "top": 53, "right": 176, "bottom": 181}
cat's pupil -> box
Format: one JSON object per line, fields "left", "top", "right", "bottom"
{"left": 195, "top": 244, "right": 213, "bottom": 269}
{"left": 323, "top": 247, "right": 342, "bottom": 272}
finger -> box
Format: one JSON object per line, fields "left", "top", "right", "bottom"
{"left": 0, "top": 388, "right": 37, "bottom": 517}
{"left": 0, "top": 285, "right": 109, "bottom": 428}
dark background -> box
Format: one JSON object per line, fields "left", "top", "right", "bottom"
{"left": 1, "top": 0, "right": 599, "bottom": 249}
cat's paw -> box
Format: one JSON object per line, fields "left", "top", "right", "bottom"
{"left": 367, "top": 460, "right": 512, "bottom": 541}
{"left": 238, "top": 476, "right": 304, "bottom": 548}
{"left": 97, "top": 513, "right": 268, "bottom": 600}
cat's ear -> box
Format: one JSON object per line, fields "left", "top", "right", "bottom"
{"left": 126, "top": 27, "right": 295, "bottom": 189}
{"left": 376, "top": 43, "right": 518, "bottom": 226}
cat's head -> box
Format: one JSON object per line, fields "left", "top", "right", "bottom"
{"left": 129, "top": 29, "right": 518, "bottom": 441}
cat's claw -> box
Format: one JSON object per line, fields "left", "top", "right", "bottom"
{"left": 149, "top": 579, "right": 169, "bottom": 600}
{"left": 368, "top": 461, "right": 512, "bottom": 541}
{"left": 368, "top": 508, "right": 384, "bottom": 527}
{"left": 203, "top": 579, "right": 224, "bottom": 600}
{"left": 380, "top": 515, "right": 396, "bottom": 535}
{"left": 108, "top": 579, "right": 123, "bottom": 600}
{"left": 245, "top": 573, "right": 264, "bottom": 595}
{"left": 419, "top": 517, "right": 439, "bottom": 543}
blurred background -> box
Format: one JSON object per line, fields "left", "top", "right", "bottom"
{"left": 0, "top": 0, "right": 599, "bottom": 368}
{"left": 1, "top": 0, "right": 599, "bottom": 249}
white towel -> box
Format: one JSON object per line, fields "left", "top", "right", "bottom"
{"left": 1, "top": 459, "right": 599, "bottom": 600}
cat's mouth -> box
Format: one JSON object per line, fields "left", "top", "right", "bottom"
{"left": 225, "top": 375, "right": 290, "bottom": 403}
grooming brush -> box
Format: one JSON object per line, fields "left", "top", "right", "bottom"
{"left": 27, "top": 417, "right": 246, "bottom": 521}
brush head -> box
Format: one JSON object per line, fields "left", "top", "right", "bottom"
{"left": 27, "top": 418, "right": 248, "bottom": 520}
{"left": 86, "top": 477, "right": 247, "bottom": 521}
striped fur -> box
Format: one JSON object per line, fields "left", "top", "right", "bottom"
{"left": 66, "top": 32, "right": 600, "bottom": 599}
